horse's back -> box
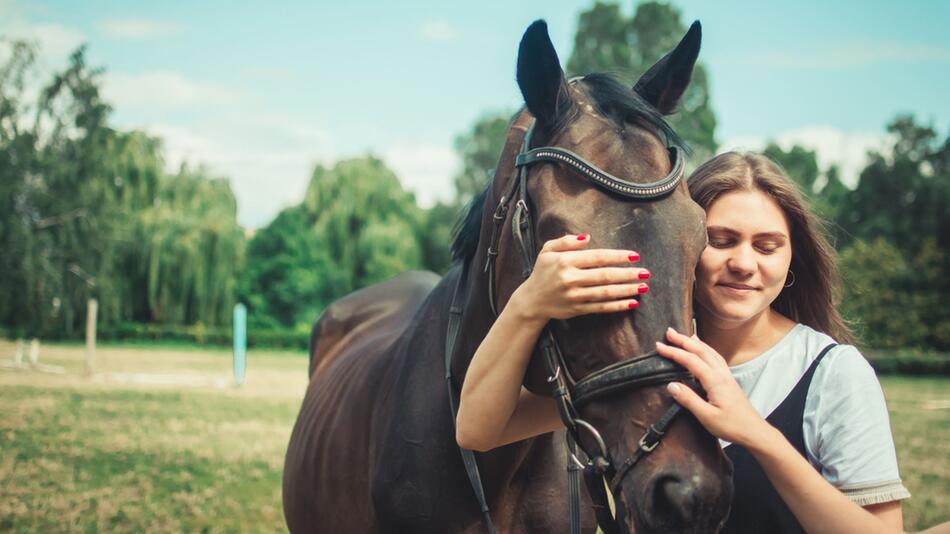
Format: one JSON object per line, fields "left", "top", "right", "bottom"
{"left": 284, "top": 270, "right": 440, "bottom": 533}
{"left": 307, "top": 270, "right": 440, "bottom": 377}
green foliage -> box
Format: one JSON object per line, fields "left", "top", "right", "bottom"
{"left": 763, "top": 143, "right": 820, "bottom": 194}
{"left": 97, "top": 321, "right": 309, "bottom": 350}
{"left": 452, "top": 111, "right": 511, "bottom": 206}
{"left": 839, "top": 239, "right": 927, "bottom": 349}
{"left": 567, "top": 1, "right": 718, "bottom": 161}
{"left": 419, "top": 201, "right": 457, "bottom": 274}
{"left": 141, "top": 167, "right": 245, "bottom": 326}
{"left": 837, "top": 116, "right": 950, "bottom": 256}
{"left": 762, "top": 142, "right": 847, "bottom": 222}
{"left": 241, "top": 156, "right": 430, "bottom": 329}
{"left": 834, "top": 116, "right": 950, "bottom": 350}
{"left": 0, "top": 41, "right": 244, "bottom": 337}
{"left": 865, "top": 349, "right": 950, "bottom": 375}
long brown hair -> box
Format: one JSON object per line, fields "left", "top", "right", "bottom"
{"left": 688, "top": 152, "right": 854, "bottom": 344}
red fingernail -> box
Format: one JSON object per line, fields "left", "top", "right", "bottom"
{"left": 577, "top": 232, "right": 589, "bottom": 241}
{"left": 628, "top": 301, "right": 639, "bottom": 309}
{"left": 639, "top": 285, "right": 649, "bottom": 294}
{"left": 628, "top": 253, "right": 639, "bottom": 262}
{"left": 639, "top": 271, "right": 650, "bottom": 280}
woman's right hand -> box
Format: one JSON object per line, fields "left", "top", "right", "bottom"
{"left": 511, "top": 232, "right": 651, "bottom": 322}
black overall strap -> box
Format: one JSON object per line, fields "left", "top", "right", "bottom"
{"left": 445, "top": 266, "right": 497, "bottom": 534}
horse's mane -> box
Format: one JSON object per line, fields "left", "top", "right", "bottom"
{"left": 450, "top": 72, "right": 685, "bottom": 264}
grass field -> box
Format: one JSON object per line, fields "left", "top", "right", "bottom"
{"left": 0, "top": 340, "right": 947, "bottom": 533}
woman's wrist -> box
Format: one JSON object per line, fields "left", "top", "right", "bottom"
{"left": 507, "top": 285, "right": 549, "bottom": 329}
{"left": 740, "top": 420, "right": 785, "bottom": 455}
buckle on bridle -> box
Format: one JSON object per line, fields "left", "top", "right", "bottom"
{"left": 547, "top": 365, "right": 561, "bottom": 383}
{"left": 638, "top": 425, "right": 664, "bottom": 453}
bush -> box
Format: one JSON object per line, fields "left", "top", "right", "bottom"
{"left": 93, "top": 322, "right": 309, "bottom": 351}
{"left": 864, "top": 349, "right": 950, "bottom": 375}
{"left": 839, "top": 239, "right": 928, "bottom": 349}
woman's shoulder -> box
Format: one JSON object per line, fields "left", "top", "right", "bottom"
{"left": 789, "top": 323, "right": 878, "bottom": 390}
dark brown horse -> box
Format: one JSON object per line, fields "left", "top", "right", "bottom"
{"left": 284, "top": 20, "right": 732, "bottom": 534}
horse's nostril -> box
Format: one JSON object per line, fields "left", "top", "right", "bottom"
{"left": 652, "top": 475, "right": 696, "bottom": 524}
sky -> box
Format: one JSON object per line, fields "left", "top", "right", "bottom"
{"left": 2, "top": 0, "right": 948, "bottom": 228}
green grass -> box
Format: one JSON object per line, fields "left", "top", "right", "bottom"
{"left": 0, "top": 340, "right": 307, "bottom": 533}
{"left": 0, "top": 341, "right": 947, "bottom": 532}
{"left": 881, "top": 376, "right": 950, "bottom": 529}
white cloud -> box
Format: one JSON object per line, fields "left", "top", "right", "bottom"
{"left": 382, "top": 143, "right": 459, "bottom": 208}
{"left": 0, "top": 20, "right": 86, "bottom": 66}
{"left": 740, "top": 42, "right": 950, "bottom": 69}
{"left": 721, "top": 126, "right": 893, "bottom": 188}
{"left": 419, "top": 20, "right": 459, "bottom": 42}
{"left": 102, "top": 70, "right": 245, "bottom": 109}
{"left": 97, "top": 18, "right": 182, "bottom": 40}
{"left": 139, "top": 115, "right": 338, "bottom": 229}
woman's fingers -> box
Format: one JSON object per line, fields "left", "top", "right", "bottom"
{"left": 570, "top": 266, "right": 650, "bottom": 287}
{"left": 572, "top": 299, "right": 641, "bottom": 315}
{"left": 664, "top": 327, "right": 727, "bottom": 369}
{"left": 567, "top": 282, "right": 648, "bottom": 303}
{"left": 540, "top": 233, "right": 592, "bottom": 253}
{"left": 667, "top": 382, "right": 716, "bottom": 421}
{"left": 565, "top": 248, "right": 641, "bottom": 269}
{"left": 655, "top": 340, "right": 713, "bottom": 383}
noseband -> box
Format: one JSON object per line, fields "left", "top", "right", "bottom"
{"left": 446, "top": 108, "right": 694, "bottom": 534}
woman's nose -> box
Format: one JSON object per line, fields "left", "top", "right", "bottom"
{"left": 726, "top": 244, "right": 756, "bottom": 274}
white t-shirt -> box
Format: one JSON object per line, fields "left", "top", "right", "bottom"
{"left": 722, "top": 323, "right": 911, "bottom": 506}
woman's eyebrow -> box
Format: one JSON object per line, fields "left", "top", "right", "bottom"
{"left": 706, "top": 226, "right": 788, "bottom": 240}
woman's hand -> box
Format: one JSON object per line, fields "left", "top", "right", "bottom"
{"left": 510, "top": 232, "right": 650, "bottom": 322}
{"left": 656, "top": 327, "right": 771, "bottom": 447}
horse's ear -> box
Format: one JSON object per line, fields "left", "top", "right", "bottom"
{"left": 633, "top": 20, "right": 702, "bottom": 115}
{"left": 517, "top": 20, "right": 571, "bottom": 126}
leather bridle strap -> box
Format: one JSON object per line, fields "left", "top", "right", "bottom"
{"left": 571, "top": 353, "right": 691, "bottom": 407}
{"left": 445, "top": 264, "right": 498, "bottom": 534}
{"left": 515, "top": 145, "right": 685, "bottom": 200}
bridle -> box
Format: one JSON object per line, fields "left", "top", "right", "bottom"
{"left": 445, "top": 96, "right": 695, "bottom": 534}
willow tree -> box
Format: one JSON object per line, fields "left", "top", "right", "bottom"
{"left": 141, "top": 167, "right": 245, "bottom": 326}
{"left": 242, "top": 156, "right": 427, "bottom": 328}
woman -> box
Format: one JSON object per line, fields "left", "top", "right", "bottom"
{"left": 455, "top": 152, "right": 910, "bottom": 533}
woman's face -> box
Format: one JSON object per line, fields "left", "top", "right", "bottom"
{"left": 694, "top": 189, "right": 793, "bottom": 328}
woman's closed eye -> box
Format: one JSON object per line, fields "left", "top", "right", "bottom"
{"left": 754, "top": 238, "right": 785, "bottom": 254}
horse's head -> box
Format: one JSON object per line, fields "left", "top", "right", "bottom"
{"left": 490, "top": 20, "right": 732, "bottom": 534}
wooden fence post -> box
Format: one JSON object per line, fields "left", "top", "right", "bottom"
{"left": 28, "top": 338, "right": 39, "bottom": 366}
{"left": 85, "top": 299, "right": 97, "bottom": 376}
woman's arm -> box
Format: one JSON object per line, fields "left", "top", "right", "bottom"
{"left": 658, "top": 328, "right": 903, "bottom": 534}
{"left": 455, "top": 232, "right": 648, "bottom": 451}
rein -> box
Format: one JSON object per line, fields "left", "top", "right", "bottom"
{"left": 447, "top": 108, "right": 693, "bottom": 534}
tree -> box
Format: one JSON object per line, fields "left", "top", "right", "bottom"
{"left": 0, "top": 40, "right": 39, "bottom": 334}
{"left": 242, "top": 156, "right": 428, "bottom": 328}
{"left": 0, "top": 40, "right": 246, "bottom": 336}
{"left": 141, "top": 166, "right": 245, "bottom": 326}
{"left": 763, "top": 143, "right": 820, "bottom": 194}
{"left": 836, "top": 115, "right": 950, "bottom": 350}
{"left": 567, "top": 1, "right": 718, "bottom": 162}
{"left": 837, "top": 116, "right": 948, "bottom": 255}
{"left": 452, "top": 111, "right": 512, "bottom": 206}
{"left": 839, "top": 238, "right": 926, "bottom": 349}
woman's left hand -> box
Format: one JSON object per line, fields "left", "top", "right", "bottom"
{"left": 656, "top": 327, "right": 771, "bottom": 447}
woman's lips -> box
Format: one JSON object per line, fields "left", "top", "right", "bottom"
{"left": 718, "top": 282, "right": 758, "bottom": 293}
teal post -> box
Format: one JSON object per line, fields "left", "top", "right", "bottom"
{"left": 233, "top": 303, "right": 247, "bottom": 386}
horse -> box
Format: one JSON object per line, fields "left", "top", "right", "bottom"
{"left": 283, "top": 20, "right": 733, "bottom": 534}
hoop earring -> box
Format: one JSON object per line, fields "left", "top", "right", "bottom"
{"left": 784, "top": 270, "right": 796, "bottom": 288}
